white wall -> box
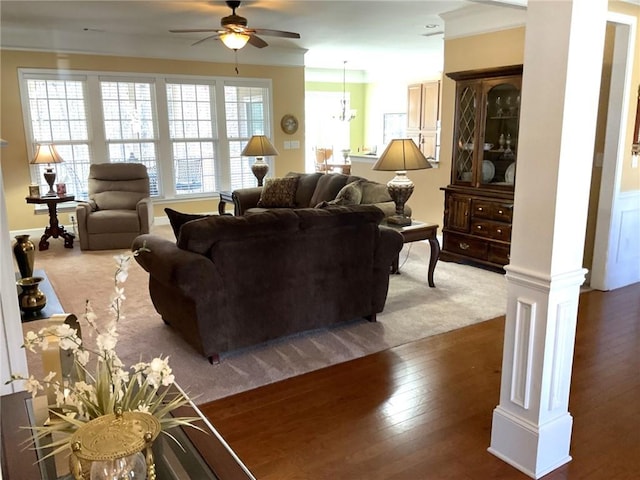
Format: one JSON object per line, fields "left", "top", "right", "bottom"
{"left": 0, "top": 143, "right": 29, "bottom": 396}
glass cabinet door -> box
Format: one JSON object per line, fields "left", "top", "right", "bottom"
{"left": 480, "top": 79, "right": 521, "bottom": 187}
{"left": 453, "top": 84, "right": 478, "bottom": 184}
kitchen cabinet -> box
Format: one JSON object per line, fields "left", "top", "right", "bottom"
{"left": 440, "top": 65, "right": 522, "bottom": 269}
{"left": 407, "top": 80, "right": 440, "bottom": 160}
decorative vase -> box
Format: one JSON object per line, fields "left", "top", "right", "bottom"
{"left": 13, "top": 234, "right": 35, "bottom": 278}
{"left": 17, "top": 276, "right": 47, "bottom": 314}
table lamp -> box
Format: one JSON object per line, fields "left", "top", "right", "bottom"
{"left": 242, "top": 135, "right": 279, "bottom": 187}
{"left": 31, "top": 143, "right": 64, "bottom": 197}
{"left": 372, "top": 139, "right": 432, "bottom": 226}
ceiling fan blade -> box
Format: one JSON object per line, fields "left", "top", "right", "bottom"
{"left": 248, "top": 35, "right": 268, "bottom": 48}
{"left": 253, "top": 29, "right": 300, "bottom": 39}
{"left": 170, "top": 29, "right": 219, "bottom": 33}
{"left": 192, "top": 34, "right": 220, "bottom": 46}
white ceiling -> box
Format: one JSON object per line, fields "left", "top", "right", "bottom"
{"left": 0, "top": 1, "right": 530, "bottom": 80}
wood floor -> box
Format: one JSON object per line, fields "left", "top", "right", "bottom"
{"left": 200, "top": 283, "right": 640, "bottom": 479}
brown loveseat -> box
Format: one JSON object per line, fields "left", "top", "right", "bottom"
{"left": 231, "top": 172, "right": 410, "bottom": 218}
{"left": 132, "top": 205, "right": 403, "bottom": 363}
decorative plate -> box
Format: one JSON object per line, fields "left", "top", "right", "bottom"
{"left": 482, "top": 160, "right": 495, "bottom": 183}
{"left": 280, "top": 114, "right": 299, "bottom": 134}
{"left": 505, "top": 162, "right": 516, "bottom": 184}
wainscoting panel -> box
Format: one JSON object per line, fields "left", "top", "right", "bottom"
{"left": 510, "top": 298, "right": 536, "bottom": 409}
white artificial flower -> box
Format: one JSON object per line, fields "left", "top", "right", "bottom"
{"left": 96, "top": 332, "right": 118, "bottom": 352}
{"left": 84, "top": 302, "right": 98, "bottom": 328}
{"left": 134, "top": 403, "right": 150, "bottom": 414}
{"left": 24, "top": 376, "right": 43, "bottom": 398}
{"left": 23, "top": 331, "right": 41, "bottom": 352}
{"left": 75, "top": 349, "right": 90, "bottom": 366}
{"left": 55, "top": 324, "right": 80, "bottom": 351}
{"left": 43, "top": 371, "right": 57, "bottom": 383}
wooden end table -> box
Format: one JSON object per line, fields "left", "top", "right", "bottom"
{"left": 381, "top": 220, "right": 440, "bottom": 288}
{"left": 25, "top": 195, "right": 75, "bottom": 250}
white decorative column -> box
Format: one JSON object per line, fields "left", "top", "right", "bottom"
{"left": 488, "top": 0, "right": 608, "bottom": 478}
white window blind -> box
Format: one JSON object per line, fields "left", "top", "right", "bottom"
{"left": 225, "top": 85, "right": 272, "bottom": 190}
{"left": 19, "top": 69, "right": 273, "bottom": 201}
{"left": 167, "top": 82, "right": 217, "bottom": 195}
{"left": 25, "top": 77, "right": 92, "bottom": 198}
{"left": 100, "top": 80, "right": 160, "bottom": 195}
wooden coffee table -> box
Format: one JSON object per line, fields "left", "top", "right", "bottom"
{"left": 381, "top": 220, "right": 440, "bottom": 288}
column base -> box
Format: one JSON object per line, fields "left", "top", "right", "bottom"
{"left": 489, "top": 406, "right": 573, "bottom": 479}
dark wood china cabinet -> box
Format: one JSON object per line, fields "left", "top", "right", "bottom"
{"left": 440, "top": 65, "right": 523, "bottom": 269}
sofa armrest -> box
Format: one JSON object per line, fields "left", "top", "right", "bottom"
{"left": 371, "top": 227, "right": 404, "bottom": 312}
{"left": 371, "top": 201, "right": 412, "bottom": 218}
{"left": 231, "top": 188, "right": 262, "bottom": 216}
{"left": 136, "top": 197, "right": 154, "bottom": 233}
{"left": 75, "top": 202, "right": 94, "bottom": 250}
{"left": 132, "top": 234, "right": 220, "bottom": 295}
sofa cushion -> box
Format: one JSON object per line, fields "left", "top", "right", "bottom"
{"left": 309, "top": 174, "right": 350, "bottom": 206}
{"left": 178, "top": 209, "right": 300, "bottom": 256}
{"left": 326, "top": 180, "right": 364, "bottom": 206}
{"left": 360, "top": 180, "right": 393, "bottom": 204}
{"left": 165, "top": 208, "right": 210, "bottom": 239}
{"left": 257, "top": 177, "right": 299, "bottom": 208}
{"left": 93, "top": 191, "right": 145, "bottom": 210}
{"left": 296, "top": 204, "right": 384, "bottom": 231}
{"left": 286, "top": 172, "right": 324, "bottom": 207}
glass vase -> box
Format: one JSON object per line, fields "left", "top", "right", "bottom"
{"left": 90, "top": 451, "right": 147, "bottom": 479}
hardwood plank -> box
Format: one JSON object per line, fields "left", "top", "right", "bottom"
{"left": 200, "top": 283, "right": 640, "bottom": 479}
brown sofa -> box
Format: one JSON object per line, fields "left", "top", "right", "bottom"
{"left": 132, "top": 205, "right": 403, "bottom": 363}
{"left": 231, "top": 172, "right": 410, "bottom": 218}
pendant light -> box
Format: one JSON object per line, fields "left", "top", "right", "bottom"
{"left": 335, "top": 61, "right": 356, "bottom": 122}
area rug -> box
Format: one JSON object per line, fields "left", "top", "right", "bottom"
{"left": 20, "top": 224, "right": 506, "bottom": 405}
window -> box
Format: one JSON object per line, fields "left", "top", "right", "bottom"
{"left": 225, "top": 84, "right": 271, "bottom": 189}
{"left": 166, "top": 82, "right": 217, "bottom": 194}
{"left": 25, "top": 77, "right": 91, "bottom": 199}
{"left": 19, "top": 69, "right": 273, "bottom": 201}
{"left": 383, "top": 113, "right": 407, "bottom": 145}
{"left": 101, "top": 80, "right": 160, "bottom": 195}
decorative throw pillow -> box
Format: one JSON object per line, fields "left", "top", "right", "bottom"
{"left": 257, "top": 177, "right": 299, "bottom": 208}
{"left": 327, "top": 180, "right": 364, "bottom": 206}
{"left": 165, "top": 208, "right": 210, "bottom": 239}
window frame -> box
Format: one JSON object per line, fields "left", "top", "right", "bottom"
{"left": 18, "top": 68, "right": 274, "bottom": 203}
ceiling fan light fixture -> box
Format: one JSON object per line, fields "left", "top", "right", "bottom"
{"left": 220, "top": 31, "right": 250, "bottom": 50}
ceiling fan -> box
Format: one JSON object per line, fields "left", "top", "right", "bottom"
{"left": 169, "top": 1, "right": 300, "bottom": 51}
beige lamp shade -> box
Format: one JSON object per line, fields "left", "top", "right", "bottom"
{"left": 242, "top": 135, "right": 279, "bottom": 187}
{"left": 372, "top": 139, "right": 432, "bottom": 172}
{"left": 220, "top": 31, "right": 250, "bottom": 50}
{"left": 31, "top": 143, "right": 64, "bottom": 165}
{"left": 241, "top": 135, "right": 279, "bottom": 157}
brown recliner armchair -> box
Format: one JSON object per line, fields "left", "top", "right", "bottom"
{"left": 76, "top": 163, "right": 153, "bottom": 250}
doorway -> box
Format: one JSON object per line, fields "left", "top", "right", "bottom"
{"left": 588, "top": 13, "right": 640, "bottom": 291}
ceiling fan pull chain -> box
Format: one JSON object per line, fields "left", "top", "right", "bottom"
{"left": 235, "top": 50, "right": 239, "bottom": 75}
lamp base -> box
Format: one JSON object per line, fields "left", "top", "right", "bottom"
{"left": 251, "top": 158, "right": 269, "bottom": 187}
{"left": 386, "top": 172, "right": 414, "bottom": 227}
{"left": 386, "top": 214, "right": 412, "bottom": 227}
{"left": 43, "top": 169, "right": 57, "bottom": 197}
